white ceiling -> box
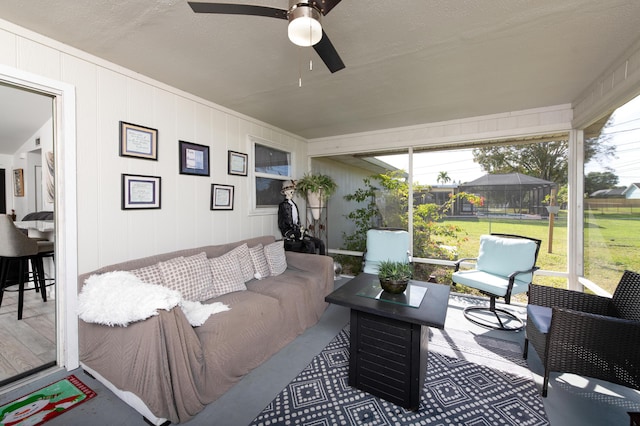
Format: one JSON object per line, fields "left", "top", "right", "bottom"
{"left": 1, "top": 0, "right": 640, "bottom": 143}
{"left": 0, "top": 85, "right": 52, "bottom": 155}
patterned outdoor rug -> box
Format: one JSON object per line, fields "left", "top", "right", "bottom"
{"left": 250, "top": 327, "right": 548, "bottom": 425}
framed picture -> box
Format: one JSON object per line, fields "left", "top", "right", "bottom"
{"left": 119, "top": 121, "right": 158, "bottom": 160}
{"left": 179, "top": 140, "right": 210, "bottom": 176}
{"left": 227, "top": 150, "right": 248, "bottom": 176}
{"left": 121, "top": 174, "right": 161, "bottom": 210}
{"left": 13, "top": 168, "right": 24, "bottom": 197}
{"left": 211, "top": 184, "right": 234, "bottom": 210}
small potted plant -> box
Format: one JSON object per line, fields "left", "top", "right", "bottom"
{"left": 377, "top": 260, "right": 413, "bottom": 294}
{"left": 295, "top": 173, "right": 338, "bottom": 219}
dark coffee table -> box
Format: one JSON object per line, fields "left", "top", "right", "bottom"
{"left": 325, "top": 273, "right": 450, "bottom": 410}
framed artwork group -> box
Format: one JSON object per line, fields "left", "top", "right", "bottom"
{"left": 179, "top": 140, "right": 210, "bottom": 176}
{"left": 118, "top": 121, "right": 246, "bottom": 212}
{"left": 120, "top": 121, "right": 158, "bottom": 160}
{"left": 211, "top": 184, "right": 234, "bottom": 210}
{"left": 122, "top": 174, "right": 161, "bottom": 210}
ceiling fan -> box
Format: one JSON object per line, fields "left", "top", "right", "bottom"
{"left": 188, "top": 1, "right": 345, "bottom": 73}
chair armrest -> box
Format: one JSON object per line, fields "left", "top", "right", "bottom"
{"left": 528, "top": 284, "right": 612, "bottom": 315}
{"left": 546, "top": 307, "right": 640, "bottom": 390}
{"left": 508, "top": 266, "right": 539, "bottom": 281}
{"left": 453, "top": 257, "right": 477, "bottom": 271}
{"left": 285, "top": 251, "right": 333, "bottom": 274}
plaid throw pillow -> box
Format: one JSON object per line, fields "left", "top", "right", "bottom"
{"left": 264, "top": 240, "right": 287, "bottom": 276}
{"left": 227, "top": 243, "right": 255, "bottom": 282}
{"left": 249, "top": 244, "right": 271, "bottom": 280}
{"left": 157, "top": 252, "right": 212, "bottom": 302}
{"left": 205, "top": 250, "right": 246, "bottom": 298}
{"left": 130, "top": 264, "right": 164, "bottom": 285}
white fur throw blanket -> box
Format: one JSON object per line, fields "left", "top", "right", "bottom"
{"left": 78, "top": 271, "right": 230, "bottom": 327}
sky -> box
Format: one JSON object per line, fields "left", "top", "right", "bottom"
{"left": 378, "top": 94, "right": 640, "bottom": 188}
{"left": 585, "top": 94, "right": 640, "bottom": 187}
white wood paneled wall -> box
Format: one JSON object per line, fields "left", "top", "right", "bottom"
{"left": 0, "top": 19, "right": 308, "bottom": 274}
{"left": 310, "top": 157, "right": 374, "bottom": 249}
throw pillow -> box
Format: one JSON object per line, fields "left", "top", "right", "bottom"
{"left": 263, "top": 240, "right": 287, "bottom": 276}
{"left": 157, "top": 252, "right": 213, "bottom": 302}
{"left": 205, "top": 250, "right": 247, "bottom": 299}
{"left": 249, "top": 244, "right": 271, "bottom": 280}
{"left": 227, "top": 243, "right": 255, "bottom": 282}
{"left": 130, "top": 264, "right": 164, "bottom": 285}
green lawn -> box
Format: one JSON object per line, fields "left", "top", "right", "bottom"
{"left": 440, "top": 211, "right": 640, "bottom": 294}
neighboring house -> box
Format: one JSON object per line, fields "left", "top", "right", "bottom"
{"left": 590, "top": 188, "right": 626, "bottom": 198}
{"left": 623, "top": 183, "right": 640, "bottom": 199}
{"left": 460, "top": 173, "right": 556, "bottom": 217}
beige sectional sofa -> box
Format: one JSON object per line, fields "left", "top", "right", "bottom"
{"left": 77, "top": 235, "right": 334, "bottom": 425}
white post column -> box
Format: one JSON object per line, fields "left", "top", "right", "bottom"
{"left": 407, "top": 147, "right": 414, "bottom": 256}
{"left": 567, "top": 129, "right": 584, "bottom": 291}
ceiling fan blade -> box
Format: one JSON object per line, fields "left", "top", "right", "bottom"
{"left": 188, "top": 2, "right": 287, "bottom": 20}
{"left": 310, "top": 0, "right": 343, "bottom": 15}
{"left": 313, "top": 30, "right": 345, "bottom": 73}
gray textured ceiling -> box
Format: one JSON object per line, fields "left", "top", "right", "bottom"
{"left": 1, "top": 0, "right": 640, "bottom": 142}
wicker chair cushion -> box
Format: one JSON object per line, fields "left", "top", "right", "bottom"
{"left": 527, "top": 304, "right": 552, "bottom": 334}
{"left": 452, "top": 270, "right": 531, "bottom": 297}
{"left": 476, "top": 235, "right": 538, "bottom": 283}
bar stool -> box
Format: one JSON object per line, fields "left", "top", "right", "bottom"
{"left": 0, "top": 215, "right": 54, "bottom": 320}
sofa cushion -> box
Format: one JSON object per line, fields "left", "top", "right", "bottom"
{"left": 227, "top": 243, "right": 254, "bottom": 283}
{"left": 157, "top": 253, "right": 212, "bottom": 302}
{"left": 205, "top": 250, "right": 247, "bottom": 299}
{"left": 263, "top": 240, "right": 287, "bottom": 276}
{"left": 452, "top": 269, "right": 531, "bottom": 297}
{"left": 249, "top": 244, "right": 271, "bottom": 280}
{"left": 130, "top": 264, "right": 164, "bottom": 285}
{"left": 194, "top": 290, "right": 287, "bottom": 401}
{"left": 247, "top": 272, "right": 322, "bottom": 336}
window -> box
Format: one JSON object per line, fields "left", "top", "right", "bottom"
{"left": 583, "top": 95, "right": 640, "bottom": 294}
{"left": 369, "top": 142, "right": 568, "bottom": 289}
{"left": 254, "top": 142, "right": 292, "bottom": 208}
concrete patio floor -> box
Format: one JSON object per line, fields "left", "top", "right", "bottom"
{"left": 1, "top": 276, "right": 638, "bottom": 425}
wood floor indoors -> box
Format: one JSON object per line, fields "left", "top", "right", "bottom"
{"left": 0, "top": 282, "right": 55, "bottom": 384}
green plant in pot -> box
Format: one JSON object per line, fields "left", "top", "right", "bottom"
{"left": 377, "top": 260, "right": 413, "bottom": 294}
{"left": 295, "top": 173, "right": 338, "bottom": 220}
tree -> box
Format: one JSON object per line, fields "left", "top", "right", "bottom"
{"left": 473, "top": 141, "right": 568, "bottom": 183}
{"left": 472, "top": 119, "right": 616, "bottom": 185}
{"left": 437, "top": 171, "right": 451, "bottom": 185}
{"left": 584, "top": 171, "right": 620, "bottom": 195}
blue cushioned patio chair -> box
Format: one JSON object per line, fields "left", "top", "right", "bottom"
{"left": 452, "top": 233, "right": 541, "bottom": 331}
{"left": 362, "top": 228, "right": 411, "bottom": 275}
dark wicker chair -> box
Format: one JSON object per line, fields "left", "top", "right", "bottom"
{"left": 523, "top": 270, "right": 640, "bottom": 396}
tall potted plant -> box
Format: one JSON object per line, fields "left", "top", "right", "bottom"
{"left": 296, "top": 173, "right": 337, "bottom": 220}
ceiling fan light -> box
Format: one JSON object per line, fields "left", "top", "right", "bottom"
{"left": 288, "top": 5, "right": 322, "bottom": 47}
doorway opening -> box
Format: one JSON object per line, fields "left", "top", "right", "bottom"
{"left": 0, "top": 83, "right": 56, "bottom": 386}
